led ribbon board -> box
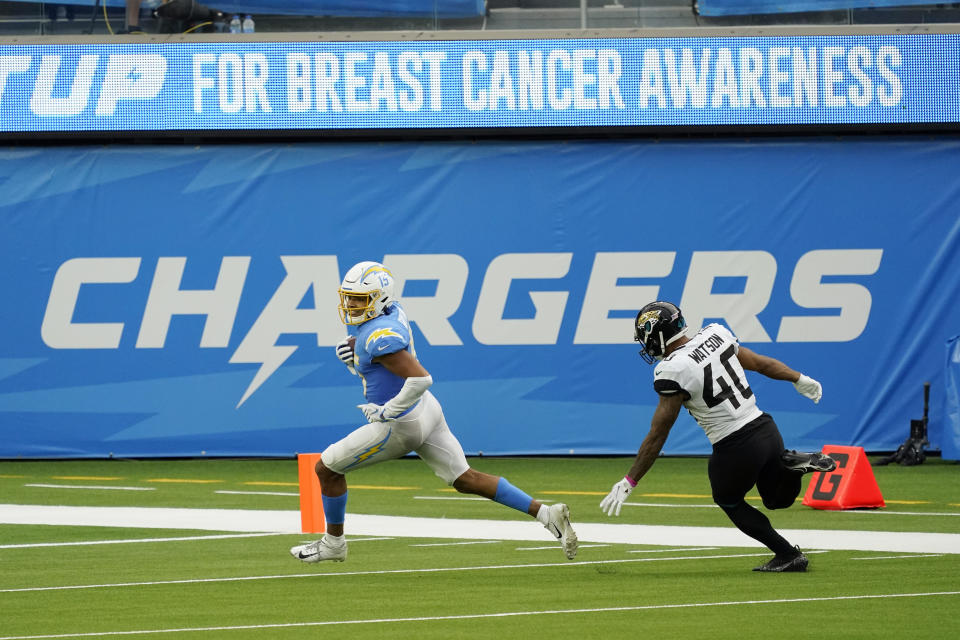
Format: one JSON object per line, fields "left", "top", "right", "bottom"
{"left": 696, "top": 0, "right": 943, "bottom": 16}
{"left": 1, "top": 32, "right": 958, "bottom": 133}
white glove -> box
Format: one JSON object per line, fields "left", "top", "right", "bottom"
{"left": 793, "top": 373, "right": 822, "bottom": 404}
{"left": 335, "top": 337, "right": 356, "bottom": 375}
{"left": 600, "top": 477, "right": 635, "bottom": 517}
{"left": 358, "top": 402, "right": 392, "bottom": 423}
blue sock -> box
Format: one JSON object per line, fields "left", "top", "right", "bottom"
{"left": 322, "top": 491, "right": 348, "bottom": 525}
{"left": 493, "top": 477, "right": 534, "bottom": 514}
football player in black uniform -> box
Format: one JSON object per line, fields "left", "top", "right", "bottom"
{"left": 600, "top": 301, "right": 836, "bottom": 572}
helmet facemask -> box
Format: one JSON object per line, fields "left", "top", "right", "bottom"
{"left": 338, "top": 290, "right": 380, "bottom": 325}
{"left": 634, "top": 302, "right": 686, "bottom": 364}
{"left": 635, "top": 314, "right": 663, "bottom": 364}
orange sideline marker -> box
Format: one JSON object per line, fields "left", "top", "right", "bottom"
{"left": 802, "top": 445, "right": 885, "bottom": 510}
{"left": 298, "top": 453, "right": 326, "bottom": 533}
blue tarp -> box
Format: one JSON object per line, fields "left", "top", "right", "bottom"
{"left": 1, "top": 137, "right": 959, "bottom": 458}
{"left": 698, "top": 1, "right": 943, "bottom": 16}
{"left": 26, "top": 0, "right": 485, "bottom": 18}
{"left": 945, "top": 335, "right": 960, "bottom": 460}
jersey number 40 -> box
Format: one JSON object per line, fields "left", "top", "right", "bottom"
{"left": 703, "top": 345, "right": 753, "bottom": 409}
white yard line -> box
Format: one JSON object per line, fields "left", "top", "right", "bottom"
{"left": 628, "top": 546, "right": 719, "bottom": 554}
{"left": 0, "top": 591, "right": 958, "bottom": 639}
{"left": 834, "top": 510, "right": 960, "bottom": 517}
{"left": 1, "top": 504, "right": 959, "bottom": 554}
{"left": 851, "top": 554, "right": 946, "bottom": 561}
{"left": 0, "top": 532, "right": 281, "bottom": 549}
{"left": 516, "top": 544, "right": 610, "bottom": 551}
{"left": 286, "top": 536, "right": 393, "bottom": 544}
{"left": 0, "top": 552, "right": 787, "bottom": 594}
{"left": 414, "top": 495, "right": 557, "bottom": 504}
{"left": 410, "top": 540, "right": 502, "bottom": 547}
{"left": 621, "top": 502, "right": 960, "bottom": 517}
{"left": 623, "top": 502, "right": 720, "bottom": 509}
{"left": 3, "top": 534, "right": 392, "bottom": 551}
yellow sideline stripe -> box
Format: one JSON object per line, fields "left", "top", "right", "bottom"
{"left": 146, "top": 478, "right": 222, "bottom": 484}
{"left": 243, "top": 481, "right": 419, "bottom": 490}
{"left": 450, "top": 489, "right": 949, "bottom": 506}
{"left": 52, "top": 476, "right": 122, "bottom": 481}
{"left": 522, "top": 492, "right": 945, "bottom": 505}
{"left": 540, "top": 490, "right": 605, "bottom": 496}
{"left": 444, "top": 488, "right": 724, "bottom": 499}
{"left": 0, "top": 474, "right": 27, "bottom": 478}
{"left": 244, "top": 481, "right": 298, "bottom": 487}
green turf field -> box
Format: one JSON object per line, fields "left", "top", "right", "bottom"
{"left": 1, "top": 456, "right": 959, "bottom": 639}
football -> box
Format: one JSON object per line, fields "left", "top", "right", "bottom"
{"left": 346, "top": 336, "right": 356, "bottom": 350}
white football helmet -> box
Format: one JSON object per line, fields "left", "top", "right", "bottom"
{"left": 337, "top": 261, "right": 396, "bottom": 325}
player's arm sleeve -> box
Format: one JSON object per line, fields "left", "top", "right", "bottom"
{"left": 382, "top": 375, "right": 433, "bottom": 419}
{"left": 653, "top": 378, "right": 691, "bottom": 401}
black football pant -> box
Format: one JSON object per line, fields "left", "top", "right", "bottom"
{"left": 708, "top": 413, "right": 802, "bottom": 557}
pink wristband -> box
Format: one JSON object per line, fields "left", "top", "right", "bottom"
{"left": 623, "top": 475, "right": 637, "bottom": 487}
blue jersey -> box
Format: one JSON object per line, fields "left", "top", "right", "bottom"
{"left": 350, "top": 302, "right": 417, "bottom": 405}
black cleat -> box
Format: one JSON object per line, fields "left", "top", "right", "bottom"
{"left": 753, "top": 547, "right": 809, "bottom": 573}
{"left": 781, "top": 450, "right": 837, "bottom": 474}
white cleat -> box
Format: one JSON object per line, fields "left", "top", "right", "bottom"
{"left": 290, "top": 536, "right": 347, "bottom": 563}
{"left": 544, "top": 503, "right": 578, "bottom": 560}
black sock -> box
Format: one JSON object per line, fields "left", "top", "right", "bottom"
{"left": 719, "top": 500, "right": 796, "bottom": 557}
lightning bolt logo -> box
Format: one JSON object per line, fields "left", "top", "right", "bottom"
{"left": 343, "top": 427, "right": 392, "bottom": 470}
{"left": 361, "top": 265, "right": 393, "bottom": 280}
{"left": 230, "top": 341, "right": 297, "bottom": 409}
{"left": 365, "top": 328, "right": 402, "bottom": 350}
{"left": 229, "top": 256, "right": 343, "bottom": 408}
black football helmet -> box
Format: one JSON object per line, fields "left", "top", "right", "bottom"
{"left": 634, "top": 301, "right": 687, "bottom": 364}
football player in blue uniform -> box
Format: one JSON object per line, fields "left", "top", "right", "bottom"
{"left": 291, "top": 261, "right": 577, "bottom": 563}
{"left": 600, "top": 301, "right": 836, "bottom": 572}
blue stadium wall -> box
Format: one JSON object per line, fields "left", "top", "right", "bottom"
{"left": 1, "top": 137, "right": 959, "bottom": 458}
